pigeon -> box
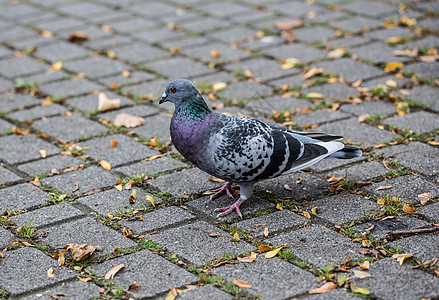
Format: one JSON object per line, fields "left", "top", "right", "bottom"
{"left": 160, "top": 79, "right": 362, "bottom": 218}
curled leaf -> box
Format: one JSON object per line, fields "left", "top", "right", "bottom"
{"left": 309, "top": 282, "right": 338, "bottom": 294}
{"left": 231, "top": 231, "right": 240, "bottom": 242}
{"left": 392, "top": 253, "right": 413, "bottom": 265}
{"left": 259, "top": 244, "right": 271, "bottom": 253}
{"left": 145, "top": 195, "right": 155, "bottom": 207}
{"left": 104, "top": 264, "right": 125, "bottom": 280}
{"left": 232, "top": 278, "right": 252, "bottom": 288}
{"left": 237, "top": 252, "right": 257, "bottom": 263}
{"left": 47, "top": 267, "right": 55, "bottom": 278}
{"left": 98, "top": 93, "right": 121, "bottom": 112}
{"left": 402, "top": 203, "right": 415, "bottom": 214}
{"left": 65, "top": 243, "right": 102, "bottom": 261}
{"left": 418, "top": 192, "right": 432, "bottom": 205}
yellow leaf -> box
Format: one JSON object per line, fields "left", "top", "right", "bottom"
{"left": 107, "top": 50, "right": 116, "bottom": 58}
{"left": 385, "top": 79, "right": 398, "bottom": 87}
{"left": 47, "top": 267, "right": 55, "bottom": 278}
{"left": 400, "top": 16, "right": 417, "bottom": 26}
{"left": 104, "top": 264, "right": 125, "bottom": 280}
{"left": 353, "top": 269, "right": 372, "bottom": 278}
{"left": 311, "top": 206, "right": 318, "bottom": 216}
{"left": 384, "top": 62, "right": 404, "bottom": 73}
{"left": 303, "top": 67, "right": 324, "bottom": 80}
{"left": 122, "top": 228, "right": 132, "bottom": 237}
{"left": 326, "top": 77, "right": 339, "bottom": 83}
{"left": 309, "top": 282, "right": 338, "bottom": 294}
{"left": 58, "top": 251, "right": 65, "bottom": 266}
{"left": 264, "top": 227, "right": 269, "bottom": 237}
{"left": 145, "top": 195, "right": 155, "bottom": 207}
{"left": 244, "top": 69, "right": 253, "bottom": 78}
{"left": 305, "top": 92, "right": 325, "bottom": 99}
{"left": 231, "top": 231, "right": 240, "bottom": 242}
{"left": 210, "top": 49, "right": 221, "bottom": 58}
{"left": 212, "top": 82, "right": 227, "bottom": 92}
{"left": 41, "top": 30, "right": 54, "bottom": 38}
{"left": 258, "top": 244, "right": 271, "bottom": 253}
{"left": 51, "top": 61, "right": 63, "bottom": 71}
{"left": 39, "top": 149, "right": 47, "bottom": 158}
{"left": 359, "top": 260, "right": 370, "bottom": 270}
{"left": 265, "top": 243, "right": 287, "bottom": 259}
{"left": 165, "top": 289, "right": 176, "bottom": 300}
{"left": 418, "top": 192, "right": 432, "bottom": 205}
{"left": 232, "top": 278, "right": 252, "bottom": 288}
{"left": 114, "top": 184, "right": 123, "bottom": 192}
{"left": 129, "top": 189, "right": 136, "bottom": 204}
{"left": 121, "top": 70, "right": 131, "bottom": 77}
{"left": 402, "top": 203, "right": 415, "bottom": 214}
{"left": 280, "top": 58, "right": 301, "bottom": 69}
{"left": 276, "top": 203, "right": 283, "bottom": 210}
{"left": 392, "top": 253, "right": 413, "bottom": 265}
{"left": 100, "top": 160, "right": 111, "bottom": 170}
{"left": 428, "top": 141, "right": 439, "bottom": 146}
{"left": 147, "top": 154, "right": 166, "bottom": 161}
{"left": 350, "top": 283, "right": 371, "bottom": 295}
{"left": 303, "top": 211, "right": 311, "bottom": 219}
{"left": 377, "top": 198, "right": 386, "bottom": 205}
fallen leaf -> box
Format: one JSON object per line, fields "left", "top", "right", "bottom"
{"left": 375, "top": 185, "right": 392, "bottom": 191}
{"left": 104, "top": 264, "right": 125, "bottom": 279}
{"left": 402, "top": 203, "right": 415, "bottom": 214}
{"left": 264, "top": 227, "right": 269, "bottom": 237}
{"left": 259, "top": 244, "right": 271, "bottom": 253}
{"left": 47, "top": 267, "right": 55, "bottom": 278}
{"left": 58, "top": 251, "right": 65, "bottom": 266}
{"left": 303, "top": 67, "right": 324, "bottom": 80}
{"left": 305, "top": 92, "right": 325, "bottom": 99}
{"left": 100, "top": 160, "right": 111, "bottom": 170}
{"left": 101, "top": 25, "right": 113, "bottom": 33}
{"left": 69, "top": 31, "right": 88, "bottom": 42}
{"left": 284, "top": 184, "right": 292, "bottom": 191}
{"left": 121, "top": 70, "right": 131, "bottom": 77}
{"left": 98, "top": 92, "right": 121, "bottom": 112}
{"left": 280, "top": 58, "right": 301, "bottom": 69}
{"left": 281, "top": 29, "right": 296, "bottom": 43}
{"left": 311, "top": 206, "right": 318, "bottom": 216}
{"left": 165, "top": 289, "right": 176, "bottom": 300}
{"left": 303, "top": 211, "right": 311, "bottom": 219}
{"left": 328, "top": 48, "right": 345, "bottom": 59}
{"left": 359, "top": 260, "right": 370, "bottom": 270}
{"left": 308, "top": 282, "right": 338, "bottom": 294}
{"left": 31, "top": 176, "right": 41, "bottom": 187}
{"left": 418, "top": 192, "right": 432, "bottom": 205}
{"left": 232, "top": 278, "right": 252, "bottom": 288}
{"left": 393, "top": 48, "right": 418, "bottom": 57}
{"left": 39, "top": 149, "right": 47, "bottom": 158}
{"left": 114, "top": 184, "right": 123, "bottom": 192}
{"left": 41, "top": 97, "right": 53, "bottom": 106}
{"left": 210, "top": 49, "right": 221, "bottom": 58}
{"left": 326, "top": 175, "right": 344, "bottom": 184}
{"left": 51, "top": 61, "right": 63, "bottom": 71}
{"left": 244, "top": 69, "right": 253, "bottom": 78}
{"left": 128, "top": 283, "right": 141, "bottom": 291}
{"left": 145, "top": 195, "right": 155, "bottom": 207}
{"left": 122, "top": 228, "right": 132, "bottom": 238}
{"left": 295, "top": 177, "right": 302, "bottom": 184}
{"left": 78, "top": 277, "right": 92, "bottom": 282}
{"left": 113, "top": 113, "right": 145, "bottom": 128}
{"left": 147, "top": 154, "right": 167, "bottom": 161}
{"left": 274, "top": 20, "right": 304, "bottom": 30}
{"left": 392, "top": 253, "right": 413, "bottom": 265}
{"left": 212, "top": 82, "right": 227, "bottom": 92}
{"left": 237, "top": 252, "right": 257, "bottom": 263}
{"left": 428, "top": 141, "right": 439, "bottom": 146}
{"left": 231, "top": 231, "right": 240, "bottom": 242}
{"left": 377, "top": 198, "right": 386, "bottom": 205}
{"left": 384, "top": 62, "right": 404, "bottom": 73}
{"left": 337, "top": 273, "right": 348, "bottom": 286}
{"left": 128, "top": 189, "right": 136, "bottom": 204}
{"left": 276, "top": 203, "right": 283, "bottom": 210}
{"left": 109, "top": 140, "right": 118, "bottom": 147}
{"left": 265, "top": 243, "right": 286, "bottom": 259}
{"left": 12, "top": 125, "right": 30, "bottom": 135}
{"left": 65, "top": 243, "right": 102, "bottom": 261}
{"left": 350, "top": 283, "right": 370, "bottom": 295}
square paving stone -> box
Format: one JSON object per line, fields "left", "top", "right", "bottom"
{"left": 64, "top": 56, "right": 131, "bottom": 80}
{"left": 405, "top": 61, "right": 439, "bottom": 80}
{"left": 180, "top": 17, "right": 229, "bottom": 33}
{"left": 366, "top": 27, "right": 415, "bottom": 42}
{"left": 115, "top": 156, "right": 187, "bottom": 177}
{"left": 17, "top": 155, "right": 82, "bottom": 176}
{"left": 182, "top": 42, "right": 250, "bottom": 63}
{"left": 400, "top": 85, "right": 439, "bottom": 112}
{"left": 363, "top": 175, "right": 438, "bottom": 204}
{"left": 0, "top": 166, "right": 22, "bottom": 186}
{"left": 305, "top": 194, "right": 380, "bottom": 225}
{"left": 340, "top": 101, "right": 396, "bottom": 117}
{"left": 0, "top": 183, "right": 50, "bottom": 212}
{"left": 187, "top": 194, "right": 274, "bottom": 221}
{"left": 121, "top": 206, "right": 196, "bottom": 234}
{"left": 266, "top": 225, "right": 364, "bottom": 267}
{"left": 148, "top": 168, "right": 220, "bottom": 198}
{"left": 198, "top": 2, "right": 251, "bottom": 18}
{"left": 295, "top": 26, "right": 335, "bottom": 44}
{"left": 341, "top": 1, "right": 398, "bottom": 18}
{"left": 20, "top": 280, "right": 101, "bottom": 300}
{"left": 9, "top": 103, "right": 68, "bottom": 121}
{"left": 317, "top": 58, "right": 384, "bottom": 83}
{"left": 133, "top": 114, "right": 171, "bottom": 143}
{"left": 239, "top": 35, "right": 285, "bottom": 51}
{"left": 0, "top": 227, "right": 15, "bottom": 249}
{"left": 40, "top": 78, "right": 103, "bottom": 98}
{"left": 147, "top": 58, "right": 215, "bottom": 79}
{"left": 133, "top": 28, "right": 185, "bottom": 44}
{"left": 350, "top": 258, "right": 439, "bottom": 300}
{"left": 21, "top": 70, "right": 69, "bottom": 85}
{"left": 66, "top": 92, "right": 134, "bottom": 113}
{"left": 310, "top": 155, "right": 366, "bottom": 173}
{"left": 127, "top": 1, "right": 176, "bottom": 17}
{"left": 114, "top": 42, "right": 169, "bottom": 64}
{"left": 327, "top": 35, "right": 371, "bottom": 49}
{"left": 41, "top": 217, "right": 137, "bottom": 256}
{"left": 268, "top": 74, "right": 309, "bottom": 89}
{"left": 89, "top": 249, "right": 198, "bottom": 296}
{"left": 326, "top": 160, "right": 388, "bottom": 182}
{"left": 176, "top": 284, "right": 234, "bottom": 300}
{"left": 0, "top": 134, "right": 59, "bottom": 164}
{"left": 214, "top": 256, "right": 318, "bottom": 300}
{"left": 32, "top": 113, "right": 107, "bottom": 142}
{"left": 41, "top": 166, "right": 118, "bottom": 195}
{"left": 317, "top": 118, "right": 399, "bottom": 147}
{"left": 111, "top": 18, "right": 156, "bottom": 33}
{"left": 419, "top": 202, "right": 439, "bottom": 222}
{"left": 234, "top": 210, "right": 309, "bottom": 238}
{"left": 0, "top": 77, "right": 13, "bottom": 93}
{"left": 0, "top": 56, "right": 48, "bottom": 79}
{"left": 374, "top": 142, "right": 439, "bottom": 176}
{"left": 302, "top": 82, "right": 359, "bottom": 101}
{"left": 362, "top": 75, "right": 410, "bottom": 89}
{"left": 149, "top": 221, "right": 254, "bottom": 265}
{"left": 10, "top": 203, "right": 85, "bottom": 229}
{"left": 332, "top": 16, "right": 382, "bottom": 33}
{"left": 354, "top": 215, "right": 430, "bottom": 240}
{"left": 35, "top": 41, "right": 90, "bottom": 62}
{"left": 0, "top": 93, "right": 41, "bottom": 112}
{"left": 245, "top": 96, "right": 313, "bottom": 116}
{"left": 77, "top": 188, "right": 160, "bottom": 217}
{"left": 264, "top": 43, "right": 326, "bottom": 63}
{"left": 0, "top": 247, "right": 77, "bottom": 297}
{"left": 219, "top": 81, "right": 272, "bottom": 101}
{"left": 79, "top": 134, "right": 160, "bottom": 168}
{"left": 293, "top": 110, "right": 349, "bottom": 127}
{"left": 98, "top": 71, "right": 155, "bottom": 88}
{"left": 211, "top": 27, "right": 257, "bottom": 44}
{"left": 255, "top": 172, "right": 328, "bottom": 201}
{"left": 270, "top": 1, "right": 327, "bottom": 17}
{"left": 122, "top": 79, "right": 169, "bottom": 101}
{"left": 384, "top": 110, "right": 439, "bottom": 134}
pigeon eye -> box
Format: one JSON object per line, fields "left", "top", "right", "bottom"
{"left": 170, "top": 87, "right": 176, "bottom": 93}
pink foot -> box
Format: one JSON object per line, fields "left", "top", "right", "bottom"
{"left": 208, "top": 182, "right": 239, "bottom": 200}
{"left": 214, "top": 197, "right": 245, "bottom": 218}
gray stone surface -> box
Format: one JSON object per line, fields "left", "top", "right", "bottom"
{"left": 326, "top": 160, "right": 388, "bottom": 182}
{"left": 41, "top": 217, "right": 137, "bottom": 256}
{"left": 302, "top": 82, "right": 359, "bottom": 101}
{"left": 98, "top": 105, "right": 160, "bottom": 122}
{"left": 41, "top": 166, "right": 118, "bottom": 195}
{"left": 351, "top": 258, "right": 439, "bottom": 300}
{"left": 384, "top": 110, "right": 439, "bottom": 134}
{"left": 133, "top": 114, "right": 172, "bottom": 143}
{"left": 310, "top": 155, "right": 366, "bottom": 173}
{"left": 267, "top": 225, "right": 364, "bottom": 267}
{"left": 77, "top": 188, "right": 160, "bottom": 216}
{"left": 264, "top": 43, "right": 326, "bottom": 62}
{"left": 0, "top": 93, "right": 41, "bottom": 111}
{"left": 0, "top": 183, "right": 50, "bottom": 212}
{"left": 115, "top": 156, "right": 187, "bottom": 177}
{"left": 0, "top": 166, "right": 22, "bottom": 185}
{"left": 392, "top": 234, "right": 439, "bottom": 260}
{"left": 214, "top": 256, "right": 319, "bottom": 300}
{"left": 219, "top": 81, "right": 273, "bottom": 101}
{"left": 293, "top": 110, "right": 349, "bottom": 127}
{"left": 149, "top": 221, "right": 254, "bottom": 265}
{"left": 351, "top": 42, "right": 408, "bottom": 63}
{"left": 39, "top": 78, "right": 103, "bottom": 98}
{"left": 121, "top": 206, "right": 195, "bottom": 234}
{"left": 245, "top": 96, "right": 313, "bottom": 116}
{"left": 0, "top": 134, "right": 59, "bottom": 164}
{"left": 148, "top": 57, "right": 214, "bottom": 79}
{"left": 183, "top": 42, "right": 250, "bottom": 63}
{"left": 32, "top": 113, "right": 107, "bottom": 142}
{"left": 0, "top": 227, "right": 15, "bottom": 249}
{"left": 36, "top": 41, "right": 89, "bottom": 62}
{"left": 340, "top": 101, "right": 396, "bottom": 117}
{"left": 10, "top": 203, "right": 85, "bottom": 229}
{"left": 406, "top": 62, "right": 439, "bottom": 80}
{"left": 176, "top": 284, "right": 234, "bottom": 300}
{"left": 363, "top": 175, "right": 438, "bottom": 204}
{"left": 305, "top": 193, "right": 380, "bottom": 225}
{"left": 295, "top": 26, "right": 335, "bottom": 44}
{"left": 419, "top": 202, "right": 439, "bottom": 222}
{"left": 0, "top": 56, "right": 47, "bottom": 79}
{"left": 66, "top": 92, "right": 134, "bottom": 113}
{"left": 20, "top": 280, "right": 101, "bottom": 300}
{"left": 317, "top": 58, "right": 384, "bottom": 83}
{"left": 17, "top": 155, "right": 82, "bottom": 176}
{"left": 234, "top": 210, "right": 309, "bottom": 238}
{"left": 89, "top": 250, "right": 198, "bottom": 295}
{"left": 9, "top": 103, "right": 68, "bottom": 121}
{"left": 64, "top": 56, "right": 131, "bottom": 80}
{"left": 401, "top": 85, "right": 439, "bottom": 112}
{"left": 332, "top": 16, "right": 382, "bottom": 33}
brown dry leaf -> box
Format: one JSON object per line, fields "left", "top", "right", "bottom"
{"left": 65, "top": 243, "right": 102, "bottom": 261}
{"left": 393, "top": 48, "right": 418, "bottom": 57}
{"left": 51, "top": 61, "right": 63, "bottom": 71}
{"left": 113, "top": 113, "right": 145, "bottom": 128}
{"left": 121, "top": 70, "right": 131, "bottom": 77}
{"left": 101, "top": 25, "right": 113, "bottom": 33}
{"left": 40, "top": 29, "right": 54, "bottom": 38}
{"left": 265, "top": 243, "right": 287, "bottom": 259}
{"left": 237, "top": 252, "right": 257, "bottom": 263}
{"left": 295, "top": 177, "right": 302, "bottom": 184}
{"left": 350, "top": 283, "right": 371, "bottom": 295}
{"left": 122, "top": 228, "right": 132, "bottom": 238}
{"left": 435, "top": 269, "right": 439, "bottom": 276}
{"left": 326, "top": 175, "right": 344, "bottom": 184}
{"left": 128, "top": 189, "right": 136, "bottom": 204}
{"left": 353, "top": 269, "right": 372, "bottom": 278}
{"left": 147, "top": 154, "right": 167, "bottom": 161}
{"left": 331, "top": 103, "right": 340, "bottom": 111}
{"left": 41, "top": 97, "right": 53, "bottom": 106}
{"left": 128, "top": 283, "right": 141, "bottom": 291}
{"left": 58, "top": 251, "right": 65, "bottom": 266}
{"left": 47, "top": 267, "right": 55, "bottom": 278}
{"left": 418, "top": 192, "right": 432, "bottom": 205}
{"left": 274, "top": 20, "right": 304, "bottom": 30}
{"left": 69, "top": 31, "right": 88, "bottom": 42}
{"left": 264, "top": 227, "right": 269, "bottom": 237}
{"left": 109, "top": 139, "right": 118, "bottom": 147}
{"left": 114, "top": 184, "right": 123, "bottom": 192}
{"left": 12, "top": 125, "right": 30, "bottom": 135}
{"left": 39, "top": 149, "right": 47, "bottom": 158}
{"left": 232, "top": 278, "right": 252, "bottom": 288}
{"left": 78, "top": 276, "right": 92, "bottom": 282}
{"left": 281, "top": 29, "right": 296, "bottom": 43}
{"left": 276, "top": 203, "right": 283, "bottom": 210}
{"left": 384, "top": 62, "right": 404, "bottom": 73}
{"left": 303, "top": 211, "right": 311, "bottom": 219}
{"left": 31, "top": 176, "right": 41, "bottom": 187}
{"left": 259, "top": 244, "right": 272, "bottom": 253}
{"left": 169, "top": 46, "right": 181, "bottom": 54}
{"left": 308, "top": 282, "right": 338, "bottom": 294}
{"left": 375, "top": 185, "right": 392, "bottom": 191}
{"left": 104, "top": 264, "right": 125, "bottom": 280}
{"left": 165, "top": 289, "right": 176, "bottom": 300}
{"left": 145, "top": 195, "right": 155, "bottom": 207}
{"left": 100, "top": 160, "right": 111, "bottom": 171}
{"left": 359, "top": 260, "right": 370, "bottom": 270}
{"left": 392, "top": 253, "right": 413, "bottom": 265}
{"left": 358, "top": 114, "right": 369, "bottom": 123}
{"left": 210, "top": 49, "right": 221, "bottom": 58}
{"left": 403, "top": 203, "right": 415, "bottom": 214}
{"left": 98, "top": 92, "right": 121, "bottom": 112}
{"left": 303, "top": 67, "right": 324, "bottom": 80}
{"left": 284, "top": 184, "right": 292, "bottom": 191}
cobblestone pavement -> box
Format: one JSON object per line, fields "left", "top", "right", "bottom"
{"left": 0, "top": 0, "right": 438, "bottom": 299}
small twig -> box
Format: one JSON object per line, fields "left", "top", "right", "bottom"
{"left": 388, "top": 227, "right": 439, "bottom": 237}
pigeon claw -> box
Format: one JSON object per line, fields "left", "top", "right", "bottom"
{"left": 214, "top": 197, "right": 244, "bottom": 218}
{"left": 208, "top": 182, "right": 238, "bottom": 200}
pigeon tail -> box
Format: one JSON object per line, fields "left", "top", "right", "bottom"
{"left": 329, "top": 145, "right": 362, "bottom": 159}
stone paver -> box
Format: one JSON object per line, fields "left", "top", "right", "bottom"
{"left": 20, "top": 280, "right": 101, "bottom": 300}
{"left": 9, "top": 103, "right": 68, "bottom": 121}
{"left": 0, "top": 166, "right": 22, "bottom": 186}
{"left": 17, "top": 155, "right": 82, "bottom": 176}
{"left": 326, "top": 160, "right": 388, "bottom": 182}
{"left": 384, "top": 110, "right": 439, "bottom": 134}
{"left": 0, "top": 134, "right": 59, "bottom": 164}
{"left": 115, "top": 156, "right": 187, "bottom": 178}
{"left": 391, "top": 234, "right": 439, "bottom": 261}
{"left": 0, "top": 183, "right": 50, "bottom": 212}
{"left": 0, "top": 227, "right": 15, "bottom": 249}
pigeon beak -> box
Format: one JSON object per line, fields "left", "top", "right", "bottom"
{"left": 159, "top": 92, "right": 168, "bottom": 104}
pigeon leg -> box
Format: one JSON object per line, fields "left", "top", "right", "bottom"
{"left": 214, "top": 197, "right": 245, "bottom": 218}
{"left": 208, "top": 182, "right": 239, "bottom": 200}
